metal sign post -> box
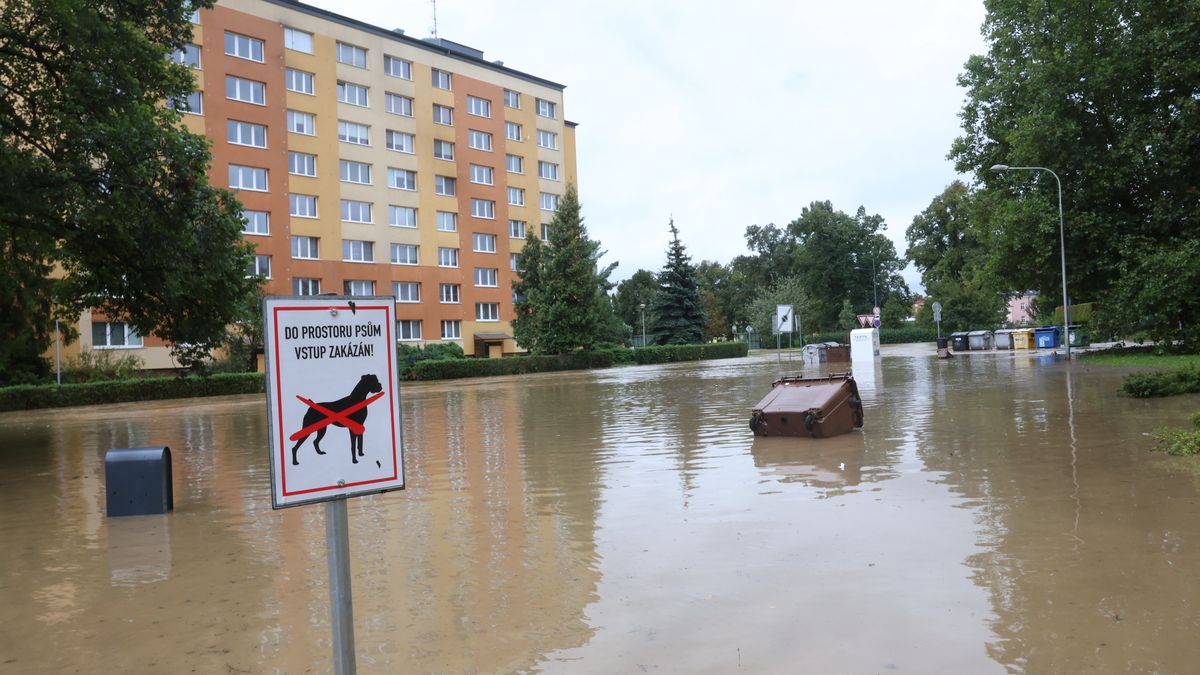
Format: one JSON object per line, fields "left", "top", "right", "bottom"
{"left": 263, "top": 295, "right": 407, "bottom": 675}
{"left": 932, "top": 301, "right": 943, "bottom": 339}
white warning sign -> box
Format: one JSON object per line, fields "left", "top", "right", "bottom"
{"left": 263, "top": 296, "right": 405, "bottom": 509}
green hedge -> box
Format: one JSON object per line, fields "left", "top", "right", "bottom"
{"left": 408, "top": 342, "right": 748, "bottom": 381}
{"left": 1119, "top": 366, "right": 1200, "bottom": 398}
{"left": 798, "top": 327, "right": 940, "bottom": 346}
{"left": 632, "top": 341, "right": 748, "bottom": 364}
{"left": 0, "top": 372, "right": 265, "bottom": 413}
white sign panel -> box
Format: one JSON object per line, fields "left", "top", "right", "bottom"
{"left": 264, "top": 296, "right": 404, "bottom": 509}
{"left": 775, "top": 304, "right": 793, "bottom": 335}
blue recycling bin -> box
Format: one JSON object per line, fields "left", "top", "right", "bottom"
{"left": 1034, "top": 326, "right": 1061, "bottom": 349}
{"left": 105, "top": 447, "right": 173, "bottom": 517}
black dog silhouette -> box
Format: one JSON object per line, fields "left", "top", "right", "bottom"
{"left": 291, "top": 374, "right": 383, "bottom": 465}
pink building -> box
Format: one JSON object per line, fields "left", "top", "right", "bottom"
{"left": 1007, "top": 292, "right": 1037, "bottom": 325}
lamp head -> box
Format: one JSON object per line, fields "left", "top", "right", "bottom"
{"left": 990, "top": 164, "right": 1009, "bottom": 171}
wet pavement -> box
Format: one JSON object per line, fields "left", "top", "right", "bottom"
{"left": 2, "top": 345, "right": 1200, "bottom": 673}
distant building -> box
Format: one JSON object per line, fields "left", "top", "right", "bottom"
{"left": 1007, "top": 292, "right": 1037, "bottom": 325}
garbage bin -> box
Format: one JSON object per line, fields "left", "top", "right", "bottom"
{"left": 1012, "top": 329, "right": 1035, "bottom": 350}
{"left": 968, "top": 330, "right": 994, "bottom": 350}
{"left": 825, "top": 342, "right": 850, "bottom": 363}
{"left": 105, "top": 447, "right": 173, "bottom": 517}
{"left": 936, "top": 337, "right": 949, "bottom": 350}
{"left": 950, "top": 331, "right": 970, "bottom": 352}
{"left": 1068, "top": 326, "right": 1091, "bottom": 347}
{"left": 801, "top": 343, "right": 827, "bottom": 364}
{"left": 994, "top": 329, "right": 1015, "bottom": 350}
{"left": 1034, "top": 326, "right": 1062, "bottom": 349}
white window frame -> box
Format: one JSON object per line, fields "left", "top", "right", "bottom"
{"left": 397, "top": 319, "right": 422, "bottom": 341}
{"left": 385, "top": 92, "right": 414, "bottom": 117}
{"left": 384, "top": 55, "right": 412, "bottom": 79}
{"left": 227, "top": 120, "right": 266, "bottom": 148}
{"left": 388, "top": 167, "right": 416, "bottom": 191}
{"left": 509, "top": 220, "right": 526, "bottom": 239}
{"left": 505, "top": 121, "right": 522, "bottom": 141}
{"left": 468, "top": 129, "right": 493, "bottom": 151}
{"left": 432, "top": 68, "right": 452, "bottom": 90}
{"left": 473, "top": 233, "right": 498, "bottom": 253}
{"left": 286, "top": 110, "right": 315, "bottom": 135}
{"left": 170, "top": 44, "right": 201, "bottom": 68}
{"left": 284, "top": 27, "right": 313, "bottom": 54}
{"left": 434, "top": 175, "right": 456, "bottom": 196}
{"left": 474, "top": 267, "right": 498, "bottom": 287}
{"left": 167, "top": 91, "right": 203, "bottom": 114}
{"left": 441, "top": 319, "right": 461, "bottom": 339}
{"left": 503, "top": 89, "right": 520, "bottom": 109}
{"left": 293, "top": 278, "right": 321, "bottom": 295}
{"left": 540, "top": 192, "right": 560, "bottom": 211}
{"left": 393, "top": 282, "right": 420, "bottom": 303}
{"left": 249, "top": 254, "right": 271, "bottom": 278}
{"left": 433, "top": 104, "right": 453, "bottom": 126}
{"left": 467, "top": 95, "right": 491, "bottom": 118}
{"left": 242, "top": 210, "right": 269, "bottom": 235}
{"left": 229, "top": 164, "right": 267, "bottom": 191}
{"left": 224, "top": 31, "right": 264, "bottom": 62}
{"left": 336, "top": 42, "right": 367, "bottom": 68}
{"left": 389, "top": 206, "right": 417, "bottom": 228}
{"left": 289, "top": 194, "right": 318, "bottom": 219}
{"left": 342, "top": 239, "right": 374, "bottom": 263}
{"left": 508, "top": 187, "right": 525, "bottom": 206}
{"left": 537, "top": 129, "right": 558, "bottom": 149}
{"left": 226, "top": 76, "right": 265, "bottom": 105}
{"left": 285, "top": 68, "right": 314, "bottom": 95}
{"left": 506, "top": 154, "right": 524, "bottom": 173}
{"left": 390, "top": 243, "right": 419, "bottom": 265}
{"left": 436, "top": 211, "right": 457, "bottom": 232}
{"left": 469, "top": 164, "right": 494, "bottom": 185}
{"left": 340, "top": 200, "right": 372, "bottom": 224}
{"left": 291, "top": 235, "right": 319, "bottom": 259}
{"left": 471, "top": 199, "right": 495, "bottom": 219}
{"left": 439, "top": 284, "right": 460, "bottom": 304}
{"left": 438, "top": 247, "right": 459, "bottom": 268}
{"left": 476, "top": 302, "right": 499, "bottom": 322}
{"left": 338, "top": 120, "right": 370, "bottom": 145}
{"left": 337, "top": 81, "right": 369, "bottom": 107}
{"left": 536, "top": 98, "right": 556, "bottom": 119}
{"left": 433, "top": 139, "right": 454, "bottom": 160}
{"left": 386, "top": 130, "right": 414, "bottom": 153}
{"left": 510, "top": 252, "right": 520, "bottom": 271}
{"left": 289, "top": 151, "right": 317, "bottom": 177}
{"left": 538, "top": 161, "right": 560, "bottom": 180}
{"left": 92, "top": 321, "right": 143, "bottom": 349}
{"left": 339, "top": 159, "right": 372, "bottom": 184}
{"left": 344, "top": 280, "right": 375, "bottom": 296}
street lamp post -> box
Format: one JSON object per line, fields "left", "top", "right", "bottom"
{"left": 990, "top": 164, "right": 1070, "bottom": 358}
{"left": 639, "top": 302, "right": 646, "bottom": 348}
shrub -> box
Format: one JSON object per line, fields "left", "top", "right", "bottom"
{"left": 632, "top": 341, "right": 747, "bottom": 364}
{"left": 1151, "top": 413, "right": 1200, "bottom": 456}
{"left": 0, "top": 372, "right": 265, "bottom": 412}
{"left": 397, "top": 342, "right": 467, "bottom": 377}
{"left": 408, "top": 352, "right": 614, "bottom": 381}
{"left": 62, "top": 350, "right": 145, "bottom": 383}
{"left": 1120, "top": 366, "right": 1200, "bottom": 397}
{"left": 801, "top": 327, "right": 939, "bottom": 346}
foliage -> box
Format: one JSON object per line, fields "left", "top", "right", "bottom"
{"left": 648, "top": 218, "right": 706, "bottom": 345}
{"left": 951, "top": 0, "right": 1200, "bottom": 347}
{"left": 1120, "top": 367, "right": 1200, "bottom": 398}
{"left": 612, "top": 269, "right": 658, "bottom": 336}
{"left": 1051, "top": 302, "right": 1097, "bottom": 328}
{"left": 804, "top": 327, "right": 940, "bottom": 346}
{"left": 746, "top": 275, "right": 814, "bottom": 341}
{"left": 1151, "top": 413, "right": 1200, "bottom": 456}
{"left": 217, "top": 286, "right": 268, "bottom": 373}
{"left": 0, "top": 0, "right": 259, "bottom": 384}
{"left": 1080, "top": 349, "right": 1200, "bottom": 369}
{"left": 695, "top": 260, "right": 733, "bottom": 341}
{"left": 396, "top": 342, "right": 465, "bottom": 376}
{"left": 0, "top": 372, "right": 264, "bottom": 413}
{"left": 61, "top": 349, "right": 145, "bottom": 383}
{"left": 511, "top": 185, "right": 617, "bottom": 354}
{"left": 837, "top": 299, "right": 857, "bottom": 331}
{"left": 631, "top": 341, "right": 747, "bottom": 364}
{"left": 408, "top": 352, "right": 616, "bottom": 380}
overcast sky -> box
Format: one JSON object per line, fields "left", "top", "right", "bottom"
{"left": 302, "top": 0, "right": 988, "bottom": 291}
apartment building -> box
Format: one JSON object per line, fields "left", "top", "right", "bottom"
{"left": 78, "top": 0, "right": 576, "bottom": 366}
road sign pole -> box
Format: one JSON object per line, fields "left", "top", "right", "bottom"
{"left": 326, "top": 496, "right": 356, "bottom": 675}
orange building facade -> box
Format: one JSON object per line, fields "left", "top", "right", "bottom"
{"left": 73, "top": 0, "right": 576, "bottom": 367}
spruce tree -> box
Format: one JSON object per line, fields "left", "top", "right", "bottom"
{"left": 649, "top": 219, "right": 706, "bottom": 345}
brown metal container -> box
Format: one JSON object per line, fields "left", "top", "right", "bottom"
{"left": 749, "top": 373, "right": 864, "bottom": 438}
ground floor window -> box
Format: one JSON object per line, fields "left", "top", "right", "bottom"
{"left": 441, "top": 320, "right": 461, "bottom": 339}
{"left": 92, "top": 321, "right": 143, "bottom": 348}
{"left": 397, "top": 319, "right": 422, "bottom": 341}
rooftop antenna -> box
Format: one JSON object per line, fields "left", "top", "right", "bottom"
{"left": 430, "top": 0, "right": 438, "bottom": 39}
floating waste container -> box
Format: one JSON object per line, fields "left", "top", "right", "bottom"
{"left": 801, "top": 342, "right": 828, "bottom": 365}
{"left": 1012, "top": 329, "right": 1035, "bottom": 350}
{"left": 968, "top": 330, "right": 994, "bottom": 350}
{"left": 1034, "top": 326, "right": 1062, "bottom": 349}
{"left": 994, "top": 329, "right": 1016, "bottom": 350}
{"left": 105, "top": 447, "right": 173, "bottom": 517}
{"left": 749, "top": 373, "right": 864, "bottom": 438}
{"left": 950, "top": 331, "right": 970, "bottom": 352}
{"left": 825, "top": 342, "right": 850, "bottom": 363}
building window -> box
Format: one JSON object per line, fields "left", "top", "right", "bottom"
{"left": 286, "top": 110, "right": 315, "bottom": 135}
{"left": 336, "top": 42, "right": 367, "bottom": 68}
{"left": 291, "top": 235, "right": 319, "bottom": 259}
{"left": 248, "top": 254, "right": 271, "bottom": 278}
{"left": 289, "top": 151, "right": 317, "bottom": 177}
{"left": 441, "top": 319, "right": 461, "bottom": 339}
{"left": 338, "top": 120, "right": 370, "bottom": 145}
{"left": 433, "top": 139, "right": 454, "bottom": 160}
{"left": 337, "top": 81, "right": 369, "bottom": 107}
{"left": 293, "top": 277, "right": 321, "bottom": 295}
{"left": 284, "top": 27, "right": 313, "bottom": 53}
{"left": 510, "top": 252, "right": 520, "bottom": 271}
{"left": 471, "top": 199, "right": 495, "bottom": 219}
{"left": 535, "top": 98, "right": 556, "bottom": 119}
{"left": 388, "top": 167, "right": 416, "bottom": 191}
{"left": 386, "top": 130, "right": 414, "bottom": 153}
{"left": 390, "top": 243, "right": 418, "bottom": 265}
{"left": 538, "top": 161, "right": 559, "bottom": 180}
{"left": 384, "top": 55, "right": 412, "bottom": 79}
{"left": 439, "top": 283, "right": 460, "bottom": 304}
{"left": 225, "top": 76, "right": 265, "bottom": 105}
{"left": 393, "top": 282, "right": 420, "bottom": 303}
{"left": 506, "top": 154, "right": 523, "bottom": 173}
{"left": 227, "top": 120, "right": 266, "bottom": 148}
{"left": 434, "top": 175, "right": 456, "bottom": 196}
{"left": 432, "top": 68, "right": 452, "bottom": 90}
{"left": 397, "top": 319, "right": 422, "bottom": 341}
{"left": 432, "top": 104, "right": 453, "bottom": 126}
{"left": 469, "top": 164, "right": 493, "bottom": 185}
{"left": 389, "top": 206, "right": 417, "bottom": 228}
{"left": 289, "top": 194, "right": 318, "bottom": 219}
{"left": 92, "top": 322, "right": 142, "bottom": 348}
{"left": 505, "top": 121, "right": 522, "bottom": 141}
{"left": 344, "top": 280, "right": 375, "bottom": 296}
{"left": 229, "top": 164, "right": 267, "bottom": 191}
{"left": 339, "top": 159, "right": 372, "bottom": 184}
{"left": 467, "top": 95, "right": 491, "bottom": 118}
{"left": 285, "top": 68, "right": 314, "bottom": 95}
{"left": 340, "top": 200, "right": 372, "bottom": 223}
{"left": 473, "top": 233, "right": 497, "bottom": 253}
{"left": 541, "top": 224, "right": 550, "bottom": 240}
{"left": 170, "top": 44, "right": 201, "bottom": 68}
{"left": 474, "top": 267, "right": 498, "bottom": 287}
{"left": 438, "top": 247, "right": 459, "bottom": 268}
{"left": 507, "top": 187, "right": 524, "bottom": 206}
{"left": 509, "top": 220, "right": 526, "bottom": 239}
{"left": 467, "top": 130, "right": 492, "bottom": 151}
{"left": 224, "top": 31, "right": 264, "bottom": 62}
{"left": 503, "top": 89, "right": 520, "bottom": 108}
{"left": 537, "top": 129, "right": 558, "bottom": 149}
{"left": 242, "top": 210, "right": 269, "bottom": 235}
{"left": 342, "top": 239, "right": 374, "bottom": 262}
{"left": 188, "top": 8, "right": 200, "bottom": 23}
{"left": 384, "top": 92, "right": 413, "bottom": 117}
{"left": 540, "top": 192, "right": 560, "bottom": 211}
{"left": 167, "top": 91, "right": 203, "bottom": 114}
{"left": 436, "top": 211, "right": 457, "bottom": 232}
{"left": 476, "top": 302, "right": 499, "bottom": 321}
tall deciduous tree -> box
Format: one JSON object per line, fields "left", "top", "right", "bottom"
{"left": 612, "top": 269, "right": 659, "bottom": 335}
{"left": 0, "top": 0, "right": 257, "bottom": 383}
{"left": 511, "top": 184, "right": 615, "bottom": 354}
{"left": 649, "top": 219, "right": 706, "bottom": 345}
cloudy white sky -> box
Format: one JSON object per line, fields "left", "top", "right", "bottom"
{"left": 303, "top": 0, "right": 988, "bottom": 291}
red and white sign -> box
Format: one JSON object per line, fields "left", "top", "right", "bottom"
{"left": 263, "top": 296, "right": 404, "bottom": 509}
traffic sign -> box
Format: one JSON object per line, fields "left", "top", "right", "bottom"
{"left": 264, "top": 296, "right": 405, "bottom": 509}
{"left": 932, "top": 301, "right": 942, "bottom": 323}
{"left": 775, "top": 304, "right": 793, "bottom": 334}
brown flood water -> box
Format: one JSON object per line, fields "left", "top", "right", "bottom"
{"left": 2, "top": 346, "right": 1200, "bottom": 673}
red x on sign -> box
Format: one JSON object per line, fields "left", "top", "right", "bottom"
{"left": 289, "top": 391, "right": 386, "bottom": 441}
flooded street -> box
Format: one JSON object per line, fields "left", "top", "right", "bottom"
{"left": 3, "top": 346, "right": 1200, "bottom": 673}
